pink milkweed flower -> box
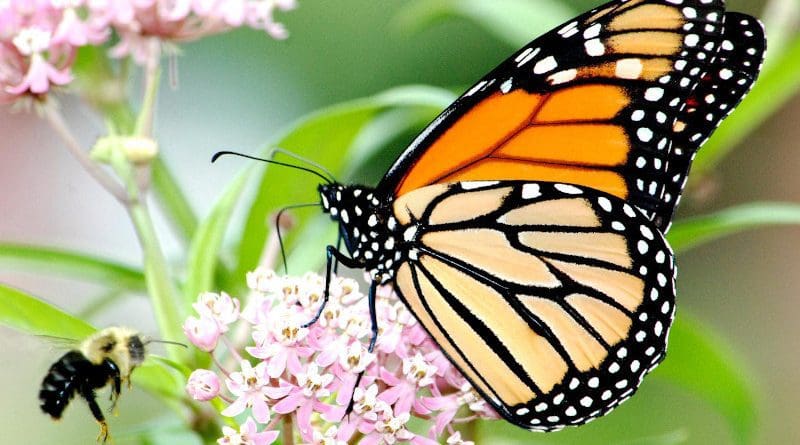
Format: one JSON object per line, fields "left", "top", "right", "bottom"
{"left": 246, "top": 266, "right": 281, "bottom": 294}
{"left": 187, "top": 271, "right": 497, "bottom": 443}
{"left": 446, "top": 431, "right": 474, "bottom": 445}
{"left": 193, "top": 291, "right": 240, "bottom": 332}
{"left": 363, "top": 406, "right": 434, "bottom": 445}
{"left": 309, "top": 425, "right": 348, "bottom": 445}
{"left": 247, "top": 306, "right": 313, "bottom": 378}
{"left": 222, "top": 360, "right": 291, "bottom": 423}
{"left": 187, "top": 369, "right": 221, "bottom": 401}
{"left": 6, "top": 27, "right": 72, "bottom": 96}
{"left": 402, "top": 352, "right": 438, "bottom": 388}
{"left": 273, "top": 363, "right": 338, "bottom": 441}
{"left": 0, "top": 0, "right": 297, "bottom": 101}
{"left": 183, "top": 314, "right": 221, "bottom": 352}
{"left": 217, "top": 416, "right": 279, "bottom": 445}
{"left": 51, "top": 5, "right": 108, "bottom": 47}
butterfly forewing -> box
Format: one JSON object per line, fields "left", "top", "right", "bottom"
{"left": 655, "top": 12, "right": 766, "bottom": 230}
{"left": 391, "top": 181, "right": 675, "bottom": 430}
{"left": 378, "top": 0, "right": 730, "bottom": 224}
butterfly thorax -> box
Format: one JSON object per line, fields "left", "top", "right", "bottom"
{"left": 319, "top": 184, "right": 401, "bottom": 283}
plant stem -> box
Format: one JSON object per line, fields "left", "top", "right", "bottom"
{"left": 135, "top": 38, "right": 161, "bottom": 138}
{"left": 282, "top": 414, "right": 295, "bottom": 445}
{"left": 152, "top": 157, "right": 198, "bottom": 245}
{"left": 42, "top": 103, "right": 128, "bottom": 203}
{"left": 125, "top": 196, "right": 186, "bottom": 358}
{"left": 113, "top": 45, "right": 190, "bottom": 361}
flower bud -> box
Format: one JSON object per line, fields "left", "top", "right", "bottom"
{"left": 187, "top": 369, "right": 220, "bottom": 401}
{"left": 183, "top": 315, "right": 221, "bottom": 352}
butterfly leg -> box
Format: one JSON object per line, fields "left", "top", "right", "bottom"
{"left": 343, "top": 280, "right": 379, "bottom": 417}
{"left": 302, "top": 245, "right": 361, "bottom": 328}
{"left": 333, "top": 233, "right": 343, "bottom": 275}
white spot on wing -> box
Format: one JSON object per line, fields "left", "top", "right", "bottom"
{"left": 555, "top": 184, "right": 583, "bottom": 195}
{"left": 521, "top": 183, "right": 542, "bottom": 199}
{"left": 583, "top": 23, "right": 602, "bottom": 39}
{"left": 500, "top": 78, "right": 513, "bottom": 93}
{"left": 548, "top": 69, "right": 577, "bottom": 85}
{"left": 465, "top": 80, "right": 488, "bottom": 97}
{"left": 584, "top": 38, "right": 605, "bottom": 56}
{"left": 461, "top": 181, "right": 499, "bottom": 190}
{"left": 533, "top": 56, "right": 558, "bottom": 74}
{"left": 615, "top": 58, "right": 643, "bottom": 79}
{"left": 517, "top": 47, "right": 540, "bottom": 67}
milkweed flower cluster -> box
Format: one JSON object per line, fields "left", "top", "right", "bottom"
{"left": 0, "top": 0, "right": 296, "bottom": 102}
{"left": 184, "top": 268, "right": 495, "bottom": 444}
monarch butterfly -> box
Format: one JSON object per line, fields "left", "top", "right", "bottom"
{"left": 273, "top": 0, "right": 765, "bottom": 432}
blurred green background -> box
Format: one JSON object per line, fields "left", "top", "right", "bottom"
{"left": 1, "top": 0, "right": 799, "bottom": 444}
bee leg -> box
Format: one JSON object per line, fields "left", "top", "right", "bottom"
{"left": 81, "top": 387, "right": 110, "bottom": 443}
{"left": 343, "top": 280, "right": 378, "bottom": 418}
{"left": 102, "top": 359, "right": 122, "bottom": 415}
{"left": 96, "top": 420, "right": 111, "bottom": 443}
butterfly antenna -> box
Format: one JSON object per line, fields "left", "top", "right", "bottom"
{"left": 269, "top": 147, "right": 337, "bottom": 183}
{"left": 211, "top": 150, "right": 333, "bottom": 184}
{"left": 274, "top": 202, "right": 322, "bottom": 275}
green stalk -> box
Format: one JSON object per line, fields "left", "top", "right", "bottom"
{"left": 152, "top": 157, "right": 199, "bottom": 246}
{"left": 127, "top": 56, "right": 187, "bottom": 359}
{"left": 126, "top": 197, "right": 186, "bottom": 354}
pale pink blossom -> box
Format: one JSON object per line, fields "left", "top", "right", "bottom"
{"left": 272, "top": 363, "right": 337, "bottom": 442}
{"left": 309, "top": 425, "right": 348, "bottom": 445}
{"left": 183, "top": 314, "right": 221, "bottom": 352}
{"left": 0, "top": 0, "right": 296, "bottom": 100}
{"left": 446, "top": 431, "right": 474, "bottom": 445}
{"left": 186, "top": 369, "right": 220, "bottom": 401}
{"left": 185, "top": 271, "right": 494, "bottom": 444}
{"left": 193, "top": 291, "right": 240, "bottom": 332}
{"left": 217, "top": 417, "right": 279, "bottom": 445}
{"left": 222, "top": 360, "right": 291, "bottom": 423}
{"left": 247, "top": 306, "right": 313, "bottom": 378}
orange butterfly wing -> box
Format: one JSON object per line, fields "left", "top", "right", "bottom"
{"left": 378, "top": 0, "right": 746, "bottom": 229}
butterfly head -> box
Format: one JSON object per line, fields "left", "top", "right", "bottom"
{"left": 319, "top": 183, "right": 400, "bottom": 282}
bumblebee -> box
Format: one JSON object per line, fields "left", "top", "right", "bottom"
{"left": 38, "top": 327, "right": 179, "bottom": 442}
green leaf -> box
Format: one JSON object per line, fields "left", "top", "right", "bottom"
{"left": 667, "top": 202, "right": 800, "bottom": 253}
{"left": 184, "top": 167, "right": 252, "bottom": 303}
{"left": 132, "top": 359, "right": 187, "bottom": 401}
{"left": 232, "top": 85, "right": 453, "bottom": 282}
{"left": 652, "top": 314, "right": 757, "bottom": 445}
{"left": 152, "top": 157, "right": 199, "bottom": 246}
{"left": 692, "top": 34, "right": 800, "bottom": 176}
{"left": 0, "top": 243, "right": 146, "bottom": 293}
{"left": 0, "top": 284, "right": 94, "bottom": 339}
{"left": 394, "top": 0, "right": 576, "bottom": 46}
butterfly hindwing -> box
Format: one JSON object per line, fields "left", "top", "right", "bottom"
{"left": 391, "top": 181, "right": 676, "bottom": 430}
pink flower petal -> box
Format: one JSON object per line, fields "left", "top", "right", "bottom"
{"left": 296, "top": 401, "right": 315, "bottom": 442}
{"left": 272, "top": 390, "right": 304, "bottom": 414}
{"left": 251, "top": 397, "right": 271, "bottom": 424}
{"left": 221, "top": 396, "right": 247, "bottom": 418}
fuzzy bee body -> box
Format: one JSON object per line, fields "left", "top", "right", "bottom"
{"left": 39, "top": 327, "right": 146, "bottom": 442}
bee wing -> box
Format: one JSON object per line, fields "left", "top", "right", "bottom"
{"left": 36, "top": 334, "right": 81, "bottom": 351}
